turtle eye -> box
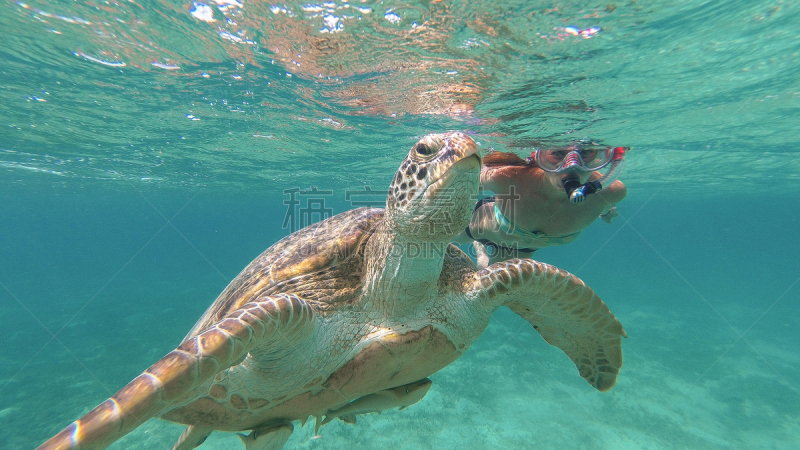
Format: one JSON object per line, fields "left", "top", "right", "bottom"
{"left": 414, "top": 142, "right": 435, "bottom": 156}
{"left": 413, "top": 139, "right": 443, "bottom": 159}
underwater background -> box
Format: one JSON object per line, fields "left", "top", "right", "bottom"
{"left": 1, "top": 0, "right": 798, "bottom": 448}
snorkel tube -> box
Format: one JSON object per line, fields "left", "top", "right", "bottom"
{"left": 564, "top": 147, "right": 626, "bottom": 203}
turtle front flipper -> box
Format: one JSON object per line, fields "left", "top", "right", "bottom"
{"left": 38, "top": 294, "right": 316, "bottom": 450}
{"left": 470, "top": 260, "right": 627, "bottom": 391}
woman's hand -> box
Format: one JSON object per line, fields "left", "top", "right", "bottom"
{"left": 600, "top": 206, "right": 619, "bottom": 224}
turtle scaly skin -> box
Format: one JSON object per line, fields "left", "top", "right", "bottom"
{"left": 39, "top": 132, "right": 625, "bottom": 450}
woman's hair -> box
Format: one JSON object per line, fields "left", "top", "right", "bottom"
{"left": 482, "top": 150, "right": 538, "bottom": 168}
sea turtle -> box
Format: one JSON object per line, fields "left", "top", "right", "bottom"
{"left": 39, "top": 132, "right": 626, "bottom": 450}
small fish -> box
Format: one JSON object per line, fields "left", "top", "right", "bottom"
{"left": 316, "top": 378, "right": 432, "bottom": 433}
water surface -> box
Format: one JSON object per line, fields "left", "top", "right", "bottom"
{"left": 1, "top": 0, "right": 798, "bottom": 448}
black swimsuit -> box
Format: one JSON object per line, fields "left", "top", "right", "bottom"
{"left": 464, "top": 196, "right": 537, "bottom": 255}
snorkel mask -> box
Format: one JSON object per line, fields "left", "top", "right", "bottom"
{"left": 533, "top": 145, "right": 626, "bottom": 203}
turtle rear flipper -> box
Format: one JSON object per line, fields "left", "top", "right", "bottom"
{"left": 38, "top": 294, "right": 316, "bottom": 450}
{"left": 320, "top": 378, "right": 432, "bottom": 430}
{"left": 172, "top": 425, "right": 212, "bottom": 450}
{"left": 237, "top": 421, "right": 292, "bottom": 450}
{"left": 470, "top": 260, "right": 626, "bottom": 392}
{"left": 339, "top": 414, "right": 357, "bottom": 424}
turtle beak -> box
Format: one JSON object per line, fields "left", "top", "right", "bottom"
{"left": 451, "top": 153, "right": 481, "bottom": 172}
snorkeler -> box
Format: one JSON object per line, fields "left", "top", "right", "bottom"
{"left": 453, "top": 143, "right": 627, "bottom": 268}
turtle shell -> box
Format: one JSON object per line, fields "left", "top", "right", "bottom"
{"left": 183, "top": 207, "right": 384, "bottom": 340}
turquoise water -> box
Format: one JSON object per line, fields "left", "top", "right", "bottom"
{"left": 1, "top": 0, "right": 798, "bottom": 448}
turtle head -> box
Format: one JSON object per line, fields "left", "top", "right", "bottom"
{"left": 386, "top": 132, "right": 481, "bottom": 241}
